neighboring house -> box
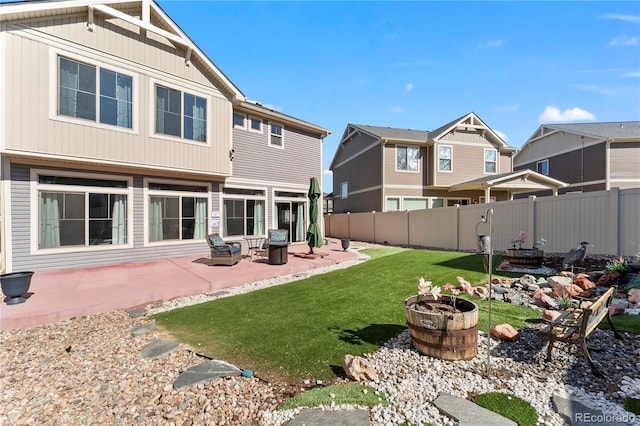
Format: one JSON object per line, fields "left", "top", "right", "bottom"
{"left": 329, "top": 112, "right": 565, "bottom": 213}
{"left": 0, "top": 0, "right": 328, "bottom": 273}
{"left": 514, "top": 121, "right": 640, "bottom": 196}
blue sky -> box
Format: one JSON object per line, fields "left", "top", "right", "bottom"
{"left": 158, "top": 1, "right": 640, "bottom": 193}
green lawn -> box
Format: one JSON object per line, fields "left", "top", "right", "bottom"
{"left": 153, "top": 248, "right": 543, "bottom": 382}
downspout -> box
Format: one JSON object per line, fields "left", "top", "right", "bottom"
{"left": 381, "top": 138, "right": 386, "bottom": 211}
{"left": 605, "top": 138, "right": 611, "bottom": 191}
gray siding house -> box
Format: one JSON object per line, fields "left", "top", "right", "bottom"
{"left": 513, "top": 122, "right": 640, "bottom": 197}
{"left": 0, "top": 0, "right": 328, "bottom": 273}
{"left": 329, "top": 112, "right": 564, "bottom": 213}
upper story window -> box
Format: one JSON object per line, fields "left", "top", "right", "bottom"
{"left": 484, "top": 149, "right": 497, "bottom": 173}
{"left": 155, "top": 85, "right": 207, "bottom": 142}
{"left": 249, "top": 116, "right": 262, "bottom": 133}
{"left": 438, "top": 145, "right": 452, "bottom": 171}
{"left": 58, "top": 57, "right": 132, "bottom": 128}
{"left": 233, "top": 113, "right": 245, "bottom": 128}
{"left": 270, "top": 123, "right": 283, "bottom": 146}
{"left": 341, "top": 182, "right": 348, "bottom": 199}
{"left": 537, "top": 159, "right": 549, "bottom": 175}
{"left": 397, "top": 146, "right": 419, "bottom": 171}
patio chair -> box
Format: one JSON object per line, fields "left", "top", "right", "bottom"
{"left": 206, "top": 233, "right": 242, "bottom": 266}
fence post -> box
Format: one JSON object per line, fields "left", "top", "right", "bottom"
{"left": 455, "top": 205, "right": 460, "bottom": 251}
{"left": 527, "top": 195, "right": 536, "bottom": 246}
{"left": 372, "top": 211, "right": 376, "bottom": 243}
{"left": 346, "top": 212, "right": 351, "bottom": 239}
{"left": 608, "top": 187, "right": 619, "bottom": 255}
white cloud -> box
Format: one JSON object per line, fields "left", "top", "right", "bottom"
{"left": 479, "top": 40, "right": 503, "bottom": 48}
{"left": 539, "top": 106, "right": 596, "bottom": 123}
{"left": 494, "top": 130, "right": 508, "bottom": 143}
{"left": 622, "top": 71, "right": 640, "bottom": 78}
{"left": 574, "top": 84, "right": 617, "bottom": 96}
{"left": 324, "top": 169, "right": 332, "bottom": 175}
{"left": 602, "top": 14, "right": 640, "bottom": 24}
{"left": 389, "top": 106, "right": 403, "bottom": 114}
{"left": 609, "top": 35, "right": 639, "bottom": 46}
{"left": 405, "top": 83, "right": 414, "bottom": 93}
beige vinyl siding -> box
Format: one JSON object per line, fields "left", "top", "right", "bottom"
{"left": 384, "top": 144, "right": 427, "bottom": 187}
{"left": 232, "top": 124, "right": 322, "bottom": 186}
{"left": 499, "top": 152, "right": 512, "bottom": 173}
{"left": 9, "top": 163, "right": 221, "bottom": 272}
{"left": 610, "top": 142, "right": 640, "bottom": 184}
{"left": 4, "top": 18, "right": 232, "bottom": 176}
{"left": 434, "top": 141, "right": 494, "bottom": 186}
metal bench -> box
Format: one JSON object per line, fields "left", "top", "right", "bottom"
{"left": 537, "top": 286, "right": 624, "bottom": 377}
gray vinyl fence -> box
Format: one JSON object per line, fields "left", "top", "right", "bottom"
{"left": 323, "top": 187, "right": 640, "bottom": 257}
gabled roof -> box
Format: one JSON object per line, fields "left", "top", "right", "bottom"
{"left": 329, "top": 112, "right": 516, "bottom": 170}
{"left": 236, "top": 101, "right": 330, "bottom": 137}
{"left": 0, "top": 0, "right": 245, "bottom": 102}
{"left": 515, "top": 121, "right": 640, "bottom": 161}
{"left": 449, "top": 169, "right": 567, "bottom": 193}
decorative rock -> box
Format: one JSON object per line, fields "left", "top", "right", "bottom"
{"left": 612, "top": 298, "right": 629, "bottom": 308}
{"left": 543, "top": 310, "right": 561, "bottom": 322}
{"left": 527, "top": 283, "right": 540, "bottom": 292}
{"left": 548, "top": 276, "right": 574, "bottom": 298}
{"left": 533, "top": 289, "right": 558, "bottom": 308}
{"left": 125, "top": 307, "right": 147, "bottom": 318}
{"left": 628, "top": 289, "right": 640, "bottom": 304}
{"left": 574, "top": 276, "right": 595, "bottom": 291}
{"left": 242, "top": 369, "right": 254, "bottom": 378}
{"left": 343, "top": 354, "right": 378, "bottom": 382}
{"left": 490, "top": 324, "right": 519, "bottom": 341}
{"left": 610, "top": 304, "right": 627, "bottom": 316}
{"left": 519, "top": 274, "right": 537, "bottom": 288}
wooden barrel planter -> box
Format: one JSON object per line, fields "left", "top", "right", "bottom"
{"left": 505, "top": 248, "right": 544, "bottom": 269}
{"left": 403, "top": 295, "right": 478, "bottom": 361}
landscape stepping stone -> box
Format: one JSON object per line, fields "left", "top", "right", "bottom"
{"left": 173, "top": 360, "right": 242, "bottom": 389}
{"left": 288, "top": 408, "right": 371, "bottom": 426}
{"left": 140, "top": 339, "right": 179, "bottom": 359}
{"left": 552, "top": 394, "right": 628, "bottom": 426}
{"left": 434, "top": 393, "right": 517, "bottom": 426}
{"left": 131, "top": 323, "right": 156, "bottom": 337}
{"left": 125, "top": 307, "right": 147, "bottom": 318}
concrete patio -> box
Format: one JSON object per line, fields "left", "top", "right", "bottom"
{"left": 0, "top": 239, "right": 359, "bottom": 331}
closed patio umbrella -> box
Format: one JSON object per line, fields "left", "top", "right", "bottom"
{"left": 306, "top": 177, "right": 323, "bottom": 253}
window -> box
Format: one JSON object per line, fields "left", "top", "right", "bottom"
{"left": 446, "top": 199, "right": 469, "bottom": 206}
{"left": 233, "top": 113, "right": 245, "bottom": 128}
{"left": 148, "top": 182, "right": 208, "bottom": 242}
{"left": 438, "top": 145, "right": 452, "bottom": 171}
{"left": 249, "top": 116, "right": 262, "bottom": 133}
{"left": 58, "top": 57, "right": 132, "bottom": 128}
{"left": 537, "top": 159, "right": 549, "bottom": 175}
{"left": 341, "top": 182, "right": 348, "bottom": 199}
{"left": 397, "top": 146, "right": 419, "bottom": 171}
{"left": 270, "top": 123, "right": 283, "bottom": 146}
{"left": 431, "top": 198, "right": 444, "bottom": 208}
{"left": 222, "top": 188, "right": 266, "bottom": 237}
{"left": 404, "top": 198, "right": 428, "bottom": 211}
{"left": 37, "top": 174, "right": 129, "bottom": 249}
{"left": 386, "top": 197, "right": 400, "bottom": 211}
{"left": 484, "top": 149, "right": 497, "bottom": 173}
{"left": 155, "top": 85, "right": 207, "bottom": 142}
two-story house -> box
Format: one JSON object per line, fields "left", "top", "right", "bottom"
{"left": 513, "top": 121, "right": 640, "bottom": 196}
{"left": 0, "top": 0, "right": 328, "bottom": 273}
{"left": 329, "top": 112, "right": 565, "bottom": 213}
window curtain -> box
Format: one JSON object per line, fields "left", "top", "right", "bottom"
{"left": 222, "top": 201, "right": 228, "bottom": 237}
{"left": 117, "top": 74, "right": 132, "bottom": 128}
{"left": 296, "top": 203, "right": 305, "bottom": 242}
{"left": 194, "top": 198, "right": 207, "bottom": 239}
{"left": 40, "top": 192, "right": 62, "bottom": 248}
{"left": 253, "top": 201, "right": 265, "bottom": 236}
{"left": 111, "top": 194, "right": 127, "bottom": 245}
{"left": 155, "top": 87, "right": 166, "bottom": 134}
{"left": 150, "top": 197, "right": 163, "bottom": 242}
{"left": 193, "top": 97, "right": 206, "bottom": 141}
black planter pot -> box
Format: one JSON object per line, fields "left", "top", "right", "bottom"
{"left": 1, "top": 271, "right": 34, "bottom": 305}
{"left": 341, "top": 238, "right": 350, "bottom": 251}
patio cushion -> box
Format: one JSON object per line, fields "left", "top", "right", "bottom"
{"left": 209, "top": 235, "right": 225, "bottom": 246}
{"left": 211, "top": 245, "right": 241, "bottom": 256}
